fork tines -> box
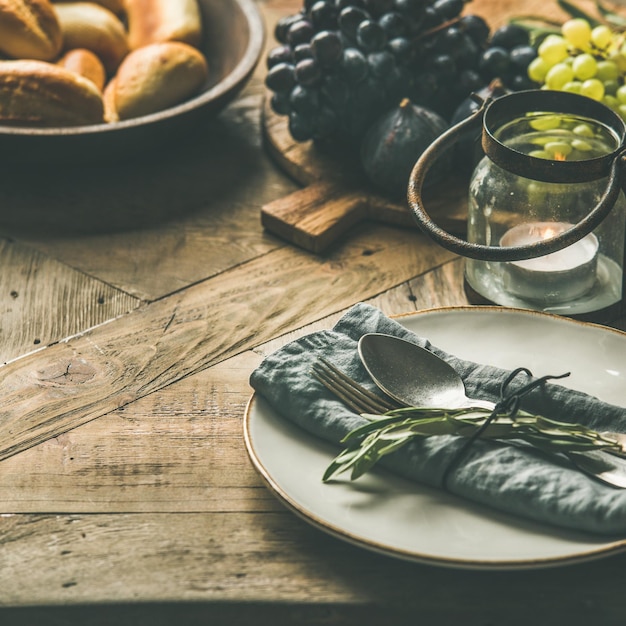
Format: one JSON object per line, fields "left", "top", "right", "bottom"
{"left": 311, "top": 356, "right": 397, "bottom": 415}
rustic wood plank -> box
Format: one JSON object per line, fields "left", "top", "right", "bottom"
{"left": 0, "top": 224, "right": 455, "bottom": 461}
{"left": 1, "top": 509, "right": 626, "bottom": 625}
{"left": 0, "top": 237, "right": 140, "bottom": 364}
{"left": 0, "top": 275, "right": 429, "bottom": 513}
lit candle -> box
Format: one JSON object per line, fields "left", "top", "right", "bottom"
{"left": 500, "top": 222, "right": 599, "bottom": 304}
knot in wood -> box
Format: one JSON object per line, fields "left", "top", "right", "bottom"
{"left": 35, "top": 359, "right": 96, "bottom": 386}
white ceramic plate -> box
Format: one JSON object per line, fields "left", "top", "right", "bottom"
{"left": 244, "top": 307, "right": 626, "bottom": 570}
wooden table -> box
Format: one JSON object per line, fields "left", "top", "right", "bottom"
{"left": 2, "top": 0, "right": 626, "bottom": 624}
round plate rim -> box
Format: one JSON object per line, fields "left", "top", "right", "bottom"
{"left": 243, "top": 305, "right": 626, "bottom": 570}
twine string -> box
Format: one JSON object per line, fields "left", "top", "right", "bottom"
{"left": 440, "top": 367, "right": 571, "bottom": 490}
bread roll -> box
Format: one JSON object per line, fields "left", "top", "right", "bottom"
{"left": 113, "top": 42, "right": 208, "bottom": 120}
{"left": 124, "top": 0, "right": 202, "bottom": 50}
{"left": 57, "top": 48, "right": 106, "bottom": 90}
{"left": 102, "top": 77, "right": 117, "bottom": 122}
{"left": 0, "top": 59, "right": 105, "bottom": 126}
{"left": 51, "top": 0, "right": 123, "bottom": 15}
{"left": 0, "top": 0, "right": 62, "bottom": 60}
{"left": 54, "top": 2, "right": 128, "bottom": 74}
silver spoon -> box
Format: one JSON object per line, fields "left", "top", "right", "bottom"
{"left": 357, "top": 332, "right": 626, "bottom": 488}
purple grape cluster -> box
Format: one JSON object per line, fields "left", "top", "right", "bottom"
{"left": 265, "top": 0, "right": 497, "bottom": 144}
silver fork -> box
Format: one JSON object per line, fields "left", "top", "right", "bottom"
{"left": 311, "top": 356, "right": 399, "bottom": 414}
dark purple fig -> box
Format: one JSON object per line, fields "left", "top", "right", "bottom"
{"left": 360, "top": 97, "right": 449, "bottom": 199}
{"left": 449, "top": 79, "right": 510, "bottom": 175}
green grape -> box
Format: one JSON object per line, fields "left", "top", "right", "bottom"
{"left": 597, "top": 60, "right": 619, "bottom": 82}
{"left": 603, "top": 94, "right": 619, "bottom": 110}
{"left": 591, "top": 25, "right": 613, "bottom": 50}
{"left": 572, "top": 53, "right": 597, "bottom": 80}
{"left": 529, "top": 150, "right": 551, "bottom": 159}
{"left": 581, "top": 78, "right": 605, "bottom": 100}
{"left": 571, "top": 138, "right": 593, "bottom": 151}
{"left": 617, "top": 84, "right": 626, "bottom": 104}
{"left": 538, "top": 35, "right": 569, "bottom": 65}
{"left": 618, "top": 104, "right": 626, "bottom": 120}
{"left": 562, "top": 80, "right": 582, "bottom": 93}
{"left": 546, "top": 62, "right": 574, "bottom": 89}
{"left": 528, "top": 56, "right": 550, "bottom": 83}
{"left": 604, "top": 79, "right": 619, "bottom": 96}
{"left": 562, "top": 18, "right": 592, "bottom": 50}
{"left": 573, "top": 123, "right": 594, "bottom": 137}
{"left": 528, "top": 114, "right": 562, "bottom": 131}
{"left": 544, "top": 141, "right": 573, "bottom": 156}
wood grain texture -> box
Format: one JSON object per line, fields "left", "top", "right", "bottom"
{"left": 0, "top": 237, "right": 140, "bottom": 364}
{"left": 0, "top": 223, "right": 454, "bottom": 462}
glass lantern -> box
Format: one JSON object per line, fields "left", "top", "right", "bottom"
{"left": 407, "top": 90, "right": 626, "bottom": 323}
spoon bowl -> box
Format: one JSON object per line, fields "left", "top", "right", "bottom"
{"left": 357, "top": 333, "right": 494, "bottom": 410}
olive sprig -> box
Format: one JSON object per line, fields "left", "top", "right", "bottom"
{"left": 323, "top": 405, "right": 626, "bottom": 482}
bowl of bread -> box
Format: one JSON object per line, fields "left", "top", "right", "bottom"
{"left": 0, "top": 0, "right": 265, "bottom": 163}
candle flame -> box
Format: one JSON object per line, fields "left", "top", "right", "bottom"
{"left": 554, "top": 152, "right": 567, "bottom": 161}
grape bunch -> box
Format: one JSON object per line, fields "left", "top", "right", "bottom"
{"left": 528, "top": 18, "right": 626, "bottom": 120}
{"left": 477, "top": 23, "right": 538, "bottom": 91}
{"left": 265, "top": 0, "right": 494, "bottom": 144}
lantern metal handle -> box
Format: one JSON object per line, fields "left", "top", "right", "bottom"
{"left": 407, "top": 97, "right": 626, "bottom": 262}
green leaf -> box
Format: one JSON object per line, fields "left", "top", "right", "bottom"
{"left": 596, "top": 0, "right": 626, "bottom": 28}
{"left": 557, "top": 0, "right": 604, "bottom": 26}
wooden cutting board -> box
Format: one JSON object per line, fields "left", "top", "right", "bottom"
{"left": 260, "top": 97, "right": 469, "bottom": 253}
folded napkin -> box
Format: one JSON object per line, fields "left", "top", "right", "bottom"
{"left": 250, "top": 302, "right": 626, "bottom": 535}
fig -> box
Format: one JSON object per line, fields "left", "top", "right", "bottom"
{"left": 360, "top": 98, "right": 450, "bottom": 199}
{"left": 450, "top": 79, "right": 510, "bottom": 174}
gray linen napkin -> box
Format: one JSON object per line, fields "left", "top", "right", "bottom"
{"left": 249, "top": 302, "right": 626, "bottom": 535}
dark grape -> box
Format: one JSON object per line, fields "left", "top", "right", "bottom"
{"left": 489, "top": 23, "right": 529, "bottom": 50}
{"left": 356, "top": 19, "right": 387, "bottom": 51}
{"left": 422, "top": 5, "right": 443, "bottom": 29}
{"left": 453, "top": 34, "right": 479, "bottom": 70}
{"left": 393, "top": 0, "right": 426, "bottom": 25}
{"left": 309, "top": 0, "right": 338, "bottom": 30}
{"left": 509, "top": 44, "right": 537, "bottom": 74}
{"left": 429, "top": 54, "right": 456, "bottom": 81}
{"left": 340, "top": 47, "right": 369, "bottom": 82}
{"left": 315, "top": 106, "right": 339, "bottom": 137}
{"left": 339, "top": 6, "right": 371, "bottom": 39}
{"left": 287, "top": 19, "right": 315, "bottom": 46}
{"left": 336, "top": 0, "right": 364, "bottom": 10}
{"left": 478, "top": 46, "right": 510, "bottom": 81}
{"left": 432, "top": 0, "right": 464, "bottom": 21}
{"left": 294, "top": 43, "right": 314, "bottom": 61}
{"left": 378, "top": 11, "right": 407, "bottom": 38}
{"left": 387, "top": 36, "right": 412, "bottom": 62}
{"left": 508, "top": 74, "right": 536, "bottom": 91}
{"left": 311, "top": 30, "right": 344, "bottom": 66}
{"left": 289, "top": 84, "right": 321, "bottom": 116}
{"left": 459, "top": 14, "right": 490, "bottom": 47}
{"left": 266, "top": 45, "right": 294, "bottom": 68}
{"left": 363, "top": 0, "right": 393, "bottom": 17}
{"left": 265, "top": 62, "right": 297, "bottom": 92}
{"left": 368, "top": 50, "right": 395, "bottom": 77}
{"left": 295, "top": 58, "right": 322, "bottom": 85}
{"left": 270, "top": 92, "right": 291, "bottom": 115}
{"left": 434, "top": 26, "right": 464, "bottom": 53}
{"left": 457, "top": 68, "right": 483, "bottom": 93}
{"left": 289, "top": 111, "right": 315, "bottom": 141}
{"left": 320, "top": 73, "right": 351, "bottom": 108}
{"left": 274, "top": 14, "right": 304, "bottom": 44}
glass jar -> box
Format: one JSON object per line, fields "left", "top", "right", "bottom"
{"left": 407, "top": 90, "right": 626, "bottom": 321}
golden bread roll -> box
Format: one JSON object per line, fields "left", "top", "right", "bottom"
{"left": 51, "top": 0, "right": 123, "bottom": 14}
{"left": 57, "top": 48, "right": 106, "bottom": 90}
{"left": 124, "top": 0, "right": 202, "bottom": 50}
{"left": 0, "top": 59, "right": 104, "bottom": 126}
{"left": 113, "top": 42, "right": 208, "bottom": 120}
{"left": 53, "top": 2, "right": 128, "bottom": 74}
{"left": 102, "top": 77, "right": 117, "bottom": 122}
{"left": 0, "top": 0, "right": 62, "bottom": 60}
